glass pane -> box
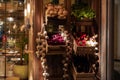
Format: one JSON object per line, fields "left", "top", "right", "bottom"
{"left": 0, "top": 3, "right": 5, "bottom": 13}
{"left": 114, "top": 0, "right": 120, "bottom": 80}
{"left": 0, "top": 56, "right": 5, "bottom": 76}
{"left": 0, "top": 0, "right": 26, "bottom": 79}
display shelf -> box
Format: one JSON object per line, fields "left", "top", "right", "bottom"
{"left": 2, "top": 53, "right": 20, "bottom": 57}
{"left": 1, "top": 50, "right": 20, "bottom": 57}
{"left": 36, "top": 29, "right": 72, "bottom": 80}
{"left": 36, "top": 0, "right": 100, "bottom": 80}
{"left": 47, "top": 17, "right": 67, "bottom": 25}
{"left": 70, "top": 1, "right": 99, "bottom": 79}
{"left": 0, "top": 1, "right": 25, "bottom": 79}
{"left": 46, "top": 44, "right": 66, "bottom": 55}
{"left": 75, "top": 21, "right": 93, "bottom": 26}
{"left": 72, "top": 41, "right": 99, "bottom": 80}
{"left": 46, "top": 54, "right": 64, "bottom": 80}
{"left": 73, "top": 20, "right": 95, "bottom": 35}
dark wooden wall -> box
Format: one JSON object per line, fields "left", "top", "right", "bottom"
{"left": 32, "top": 0, "right": 44, "bottom": 80}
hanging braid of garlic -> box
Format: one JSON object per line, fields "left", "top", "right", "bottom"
{"left": 62, "top": 31, "right": 73, "bottom": 80}
{"left": 36, "top": 31, "right": 49, "bottom": 80}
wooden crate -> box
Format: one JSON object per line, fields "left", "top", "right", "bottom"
{"left": 47, "top": 17, "right": 67, "bottom": 25}
{"left": 73, "top": 40, "right": 95, "bottom": 54}
{"left": 76, "top": 21, "right": 93, "bottom": 26}
{"left": 46, "top": 43, "right": 66, "bottom": 55}
{"left": 71, "top": 63, "right": 95, "bottom": 80}
{"left": 46, "top": 55, "right": 64, "bottom": 79}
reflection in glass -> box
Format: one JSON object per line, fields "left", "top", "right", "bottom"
{"left": 0, "top": 0, "right": 25, "bottom": 78}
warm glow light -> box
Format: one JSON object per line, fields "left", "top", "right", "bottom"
{"left": 61, "top": 33, "right": 64, "bottom": 37}
{"left": 8, "top": 30, "right": 11, "bottom": 34}
{"left": 43, "top": 31, "right": 47, "bottom": 35}
{"left": 24, "top": 8, "right": 27, "bottom": 17}
{"left": 64, "top": 36, "right": 67, "bottom": 40}
{"left": 13, "top": 24, "right": 17, "bottom": 29}
{"left": 7, "top": 17, "right": 14, "bottom": 22}
{"left": 0, "top": 3, "right": 2, "bottom": 7}
{"left": 85, "top": 34, "right": 98, "bottom": 47}
{"left": 95, "top": 47, "right": 98, "bottom": 50}
{"left": 29, "top": 71, "right": 33, "bottom": 80}
{"left": 27, "top": 3, "right": 30, "bottom": 15}
{"left": 0, "top": 21, "right": 4, "bottom": 25}
{"left": 86, "top": 39, "right": 98, "bottom": 47}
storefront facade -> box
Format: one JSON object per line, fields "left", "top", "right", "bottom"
{"left": 0, "top": 0, "right": 114, "bottom": 80}
{"left": 29, "top": 0, "right": 114, "bottom": 80}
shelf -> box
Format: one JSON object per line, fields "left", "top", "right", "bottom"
{"left": 46, "top": 44, "right": 66, "bottom": 55}
{"left": 76, "top": 21, "right": 93, "bottom": 26}
{"left": 74, "top": 21, "right": 95, "bottom": 35}
{"left": 1, "top": 50, "right": 20, "bottom": 56}
{"left": 5, "top": 53, "right": 20, "bottom": 57}
{"left": 47, "top": 17, "right": 67, "bottom": 25}
{"left": 71, "top": 63, "right": 95, "bottom": 80}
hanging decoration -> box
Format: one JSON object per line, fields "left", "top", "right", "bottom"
{"left": 62, "top": 32, "right": 73, "bottom": 80}
{"left": 36, "top": 25, "right": 73, "bottom": 79}
{"left": 36, "top": 31, "right": 49, "bottom": 80}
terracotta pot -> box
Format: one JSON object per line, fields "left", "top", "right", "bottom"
{"left": 13, "top": 65, "right": 28, "bottom": 79}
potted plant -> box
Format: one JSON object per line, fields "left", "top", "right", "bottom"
{"left": 13, "top": 26, "right": 29, "bottom": 80}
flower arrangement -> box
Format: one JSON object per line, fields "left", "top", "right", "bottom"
{"left": 47, "top": 33, "right": 65, "bottom": 45}
{"left": 73, "top": 33, "right": 99, "bottom": 73}
{"left": 75, "top": 33, "right": 98, "bottom": 47}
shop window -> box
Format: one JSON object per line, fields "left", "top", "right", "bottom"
{"left": 0, "top": 0, "right": 29, "bottom": 79}
{"left": 35, "top": 0, "right": 100, "bottom": 80}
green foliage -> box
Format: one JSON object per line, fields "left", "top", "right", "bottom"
{"left": 51, "top": 0, "right": 59, "bottom": 4}
{"left": 71, "top": 4, "right": 96, "bottom": 20}
{"left": 15, "top": 30, "right": 29, "bottom": 65}
{"left": 16, "top": 31, "right": 28, "bottom": 50}
{"left": 22, "top": 53, "right": 29, "bottom": 64}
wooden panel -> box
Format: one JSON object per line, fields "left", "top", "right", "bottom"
{"left": 33, "top": 0, "right": 44, "bottom": 80}
{"left": 46, "top": 55, "right": 64, "bottom": 79}
{"left": 46, "top": 45, "right": 66, "bottom": 55}
{"left": 73, "top": 40, "right": 95, "bottom": 54}
{"left": 71, "top": 63, "right": 95, "bottom": 80}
